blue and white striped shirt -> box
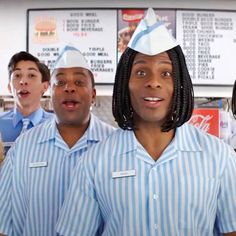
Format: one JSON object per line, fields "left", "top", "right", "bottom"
{"left": 57, "top": 123, "right": 236, "bottom": 236}
{"left": 0, "top": 114, "right": 115, "bottom": 236}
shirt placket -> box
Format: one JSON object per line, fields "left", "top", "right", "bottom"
{"left": 148, "top": 166, "right": 162, "bottom": 235}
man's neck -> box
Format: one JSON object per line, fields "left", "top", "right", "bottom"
{"left": 57, "top": 122, "right": 89, "bottom": 149}
{"left": 17, "top": 104, "right": 41, "bottom": 117}
{"left": 134, "top": 125, "right": 175, "bottom": 161}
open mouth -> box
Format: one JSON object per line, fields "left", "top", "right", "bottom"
{"left": 62, "top": 100, "right": 79, "bottom": 110}
{"left": 18, "top": 90, "right": 30, "bottom": 97}
{"left": 144, "top": 97, "right": 163, "bottom": 102}
{"left": 142, "top": 96, "right": 164, "bottom": 108}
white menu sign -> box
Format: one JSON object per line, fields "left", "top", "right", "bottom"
{"left": 176, "top": 10, "right": 236, "bottom": 85}
{"left": 27, "top": 9, "right": 117, "bottom": 84}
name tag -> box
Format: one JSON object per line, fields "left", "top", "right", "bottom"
{"left": 112, "top": 169, "right": 136, "bottom": 178}
{"left": 29, "top": 161, "right": 48, "bottom": 168}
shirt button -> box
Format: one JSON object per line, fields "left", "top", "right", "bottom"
{"left": 154, "top": 224, "right": 159, "bottom": 230}
{"left": 153, "top": 194, "right": 159, "bottom": 199}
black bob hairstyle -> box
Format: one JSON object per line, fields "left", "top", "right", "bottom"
{"left": 112, "top": 45, "right": 194, "bottom": 132}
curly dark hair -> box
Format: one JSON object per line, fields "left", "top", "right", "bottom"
{"left": 112, "top": 46, "right": 194, "bottom": 132}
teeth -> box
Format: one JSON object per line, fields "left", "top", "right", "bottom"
{"left": 144, "top": 97, "right": 161, "bottom": 101}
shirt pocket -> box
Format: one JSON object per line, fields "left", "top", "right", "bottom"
{"left": 177, "top": 176, "right": 220, "bottom": 233}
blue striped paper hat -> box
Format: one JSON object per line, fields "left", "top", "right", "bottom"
{"left": 128, "top": 8, "right": 178, "bottom": 55}
{"left": 53, "top": 45, "right": 92, "bottom": 72}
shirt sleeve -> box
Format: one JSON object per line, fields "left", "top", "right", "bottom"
{"left": 0, "top": 150, "right": 13, "bottom": 235}
{"left": 56, "top": 157, "right": 103, "bottom": 236}
{"left": 215, "top": 149, "right": 236, "bottom": 233}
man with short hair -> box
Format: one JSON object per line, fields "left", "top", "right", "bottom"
{"left": 0, "top": 51, "right": 53, "bottom": 153}
{"left": 0, "top": 45, "right": 115, "bottom": 236}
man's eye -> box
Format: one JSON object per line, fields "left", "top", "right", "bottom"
{"left": 28, "top": 74, "right": 36, "bottom": 79}
{"left": 137, "top": 70, "right": 146, "bottom": 77}
{"left": 12, "top": 74, "right": 21, "bottom": 79}
{"left": 74, "top": 80, "right": 86, "bottom": 86}
{"left": 162, "top": 71, "right": 172, "bottom": 77}
{"left": 55, "top": 80, "right": 65, "bottom": 86}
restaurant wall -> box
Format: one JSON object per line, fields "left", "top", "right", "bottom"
{"left": 0, "top": 0, "right": 236, "bottom": 97}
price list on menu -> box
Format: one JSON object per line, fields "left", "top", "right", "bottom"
{"left": 27, "top": 9, "right": 117, "bottom": 84}
{"left": 176, "top": 10, "right": 236, "bottom": 85}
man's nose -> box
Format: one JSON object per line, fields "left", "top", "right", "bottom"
{"left": 19, "top": 77, "right": 28, "bottom": 85}
{"left": 64, "top": 83, "right": 76, "bottom": 93}
{"left": 145, "top": 74, "right": 161, "bottom": 88}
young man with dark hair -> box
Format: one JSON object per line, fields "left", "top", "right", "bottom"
{"left": 57, "top": 9, "right": 236, "bottom": 236}
{"left": 0, "top": 51, "right": 53, "bottom": 152}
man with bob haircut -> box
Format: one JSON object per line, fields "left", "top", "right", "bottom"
{"left": 57, "top": 8, "right": 236, "bottom": 236}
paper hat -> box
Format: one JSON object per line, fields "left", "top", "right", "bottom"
{"left": 128, "top": 8, "right": 178, "bottom": 55}
{"left": 53, "top": 45, "right": 92, "bottom": 72}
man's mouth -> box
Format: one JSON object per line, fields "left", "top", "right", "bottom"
{"left": 62, "top": 100, "right": 79, "bottom": 109}
{"left": 18, "top": 90, "right": 30, "bottom": 96}
{"left": 144, "top": 97, "right": 163, "bottom": 102}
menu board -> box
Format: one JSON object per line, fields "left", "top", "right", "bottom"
{"left": 27, "top": 9, "right": 117, "bottom": 84}
{"left": 176, "top": 10, "right": 236, "bottom": 85}
{"left": 27, "top": 8, "right": 236, "bottom": 86}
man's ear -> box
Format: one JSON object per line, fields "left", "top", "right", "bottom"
{"left": 41, "top": 81, "right": 49, "bottom": 95}
{"left": 92, "top": 88, "right": 96, "bottom": 104}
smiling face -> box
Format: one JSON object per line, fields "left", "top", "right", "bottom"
{"left": 51, "top": 67, "right": 96, "bottom": 126}
{"left": 128, "top": 52, "right": 174, "bottom": 128}
{"left": 8, "top": 60, "right": 49, "bottom": 113}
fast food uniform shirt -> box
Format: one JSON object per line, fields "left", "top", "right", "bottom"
{"left": 0, "top": 107, "right": 54, "bottom": 152}
{"left": 56, "top": 123, "right": 236, "bottom": 236}
{"left": 0, "top": 113, "right": 115, "bottom": 236}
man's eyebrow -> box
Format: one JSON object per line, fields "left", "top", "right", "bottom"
{"left": 133, "top": 59, "right": 146, "bottom": 65}
{"left": 55, "top": 72, "right": 64, "bottom": 76}
{"left": 28, "top": 67, "right": 38, "bottom": 71}
{"left": 13, "top": 67, "right": 38, "bottom": 72}
{"left": 74, "top": 72, "right": 86, "bottom": 76}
